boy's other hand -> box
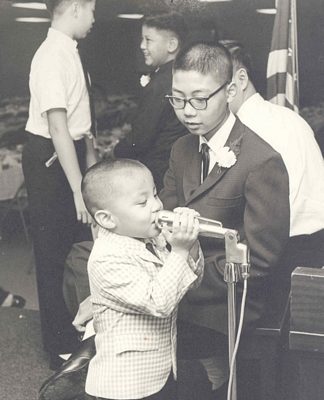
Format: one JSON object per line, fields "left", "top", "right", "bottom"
{"left": 72, "top": 296, "right": 93, "bottom": 332}
{"left": 73, "top": 190, "right": 93, "bottom": 225}
{"left": 162, "top": 207, "right": 200, "bottom": 260}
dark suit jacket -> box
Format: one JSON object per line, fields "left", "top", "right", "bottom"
{"left": 114, "top": 60, "right": 187, "bottom": 191}
{"left": 159, "top": 118, "right": 290, "bottom": 335}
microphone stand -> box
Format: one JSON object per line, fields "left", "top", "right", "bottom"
{"left": 155, "top": 211, "right": 250, "bottom": 400}
{"left": 199, "top": 224, "right": 250, "bottom": 400}
{"left": 223, "top": 230, "right": 250, "bottom": 400}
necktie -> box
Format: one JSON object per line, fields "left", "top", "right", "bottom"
{"left": 146, "top": 242, "right": 158, "bottom": 257}
{"left": 201, "top": 143, "right": 210, "bottom": 181}
{"left": 78, "top": 47, "right": 97, "bottom": 137}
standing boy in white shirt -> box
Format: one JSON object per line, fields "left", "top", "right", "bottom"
{"left": 22, "top": 0, "right": 97, "bottom": 369}
{"left": 81, "top": 159, "right": 204, "bottom": 400}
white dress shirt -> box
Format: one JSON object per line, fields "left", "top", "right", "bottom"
{"left": 237, "top": 93, "right": 324, "bottom": 236}
{"left": 199, "top": 112, "right": 236, "bottom": 181}
{"left": 26, "top": 28, "right": 92, "bottom": 140}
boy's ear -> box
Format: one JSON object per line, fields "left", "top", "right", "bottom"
{"left": 167, "top": 36, "right": 179, "bottom": 54}
{"left": 226, "top": 81, "right": 237, "bottom": 104}
{"left": 94, "top": 210, "right": 117, "bottom": 230}
{"left": 235, "top": 68, "right": 249, "bottom": 90}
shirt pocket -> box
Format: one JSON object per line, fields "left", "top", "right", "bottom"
{"left": 207, "top": 195, "right": 244, "bottom": 222}
{"left": 206, "top": 194, "right": 244, "bottom": 208}
{"left": 114, "top": 333, "right": 160, "bottom": 355}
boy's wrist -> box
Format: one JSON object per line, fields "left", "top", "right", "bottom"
{"left": 171, "top": 247, "right": 189, "bottom": 261}
{"left": 70, "top": 176, "right": 83, "bottom": 194}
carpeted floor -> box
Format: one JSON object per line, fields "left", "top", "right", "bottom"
{"left": 0, "top": 223, "right": 38, "bottom": 311}
{"left": 0, "top": 308, "right": 52, "bottom": 400}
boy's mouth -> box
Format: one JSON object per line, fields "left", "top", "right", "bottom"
{"left": 185, "top": 122, "right": 201, "bottom": 129}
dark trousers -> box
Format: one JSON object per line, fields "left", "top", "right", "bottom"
{"left": 272, "top": 228, "right": 324, "bottom": 315}
{"left": 96, "top": 373, "right": 177, "bottom": 400}
{"left": 22, "top": 133, "right": 92, "bottom": 355}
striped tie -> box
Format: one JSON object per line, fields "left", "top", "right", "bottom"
{"left": 201, "top": 143, "right": 210, "bottom": 182}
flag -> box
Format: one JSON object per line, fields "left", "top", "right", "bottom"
{"left": 266, "top": 0, "right": 299, "bottom": 112}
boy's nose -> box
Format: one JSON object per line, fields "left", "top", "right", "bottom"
{"left": 140, "top": 39, "right": 146, "bottom": 50}
{"left": 154, "top": 197, "right": 163, "bottom": 211}
{"left": 183, "top": 101, "right": 197, "bottom": 117}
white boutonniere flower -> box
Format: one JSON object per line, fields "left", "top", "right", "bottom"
{"left": 140, "top": 74, "right": 151, "bottom": 87}
{"left": 216, "top": 146, "right": 237, "bottom": 168}
{"left": 215, "top": 134, "right": 244, "bottom": 171}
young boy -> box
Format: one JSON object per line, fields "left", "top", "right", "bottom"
{"left": 22, "top": 0, "right": 97, "bottom": 369}
{"left": 114, "top": 12, "right": 188, "bottom": 191}
{"left": 81, "top": 159, "right": 204, "bottom": 400}
{"left": 159, "top": 42, "right": 290, "bottom": 399}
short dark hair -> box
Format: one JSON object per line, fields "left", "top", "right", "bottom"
{"left": 45, "top": 0, "right": 93, "bottom": 17}
{"left": 81, "top": 159, "right": 148, "bottom": 218}
{"left": 143, "top": 12, "right": 188, "bottom": 45}
{"left": 220, "top": 40, "right": 255, "bottom": 85}
{"left": 173, "top": 41, "right": 233, "bottom": 84}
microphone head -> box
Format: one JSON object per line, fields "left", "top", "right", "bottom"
{"left": 155, "top": 210, "right": 175, "bottom": 231}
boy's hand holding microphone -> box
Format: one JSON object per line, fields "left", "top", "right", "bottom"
{"left": 158, "top": 207, "right": 200, "bottom": 261}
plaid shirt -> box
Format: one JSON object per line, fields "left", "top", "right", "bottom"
{"left": 85, "top": 228, "right": 204, "bottom": 399}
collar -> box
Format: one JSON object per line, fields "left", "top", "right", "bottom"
{"left": 47, "top": 27, "right": 78, "bottom": 51}
{"left": 199, "top": 111, "right": 236, "bottom": 152}
{"left": 98, "top": 227, "right": 166, "bottom": 252}
{"left": 154, "top": 60, "right": 173, "bottom": 75}
{"left": 98, "top": 227, "right": 146, "bottom": 247}
{"left": 237, "top": 92, "right": 263, "bottom": 118}
{"left": 98, "top": 228, "right": 166, "bottom": 264}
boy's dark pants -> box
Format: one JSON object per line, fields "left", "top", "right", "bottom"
{"left": 96, "top": 372, "right": 177, "bottom": 400}
{"left": 22, "top": 133, "right": 91, "bottom": 357}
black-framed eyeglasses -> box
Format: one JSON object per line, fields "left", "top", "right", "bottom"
{"left": 165, "top": 81, "right": 229, "bottom": 110}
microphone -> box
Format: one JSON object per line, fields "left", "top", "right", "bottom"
{"left": 155, "top": 210, "right": 229, "bottom": 239}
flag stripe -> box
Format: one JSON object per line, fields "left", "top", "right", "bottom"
{"left": 268, "top": 93, "right": 287, "bottom": 107}
{"left": 266, "top": 73, "right": 288, "bottom": 100}
{"left": 266, "top": 49, "right": 288, "bottom": 77}
{"left": 269, "top": 0, "right": 290, "bottom": 51}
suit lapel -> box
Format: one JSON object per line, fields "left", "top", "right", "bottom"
{"left": 184, "top": 119, "right": 245, "bottom": 205}
{"left": 183, "top": 136, "right": 202, "bottom": 202}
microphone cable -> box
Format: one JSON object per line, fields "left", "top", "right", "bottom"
{"left": 227, "top": 275, "right": 248, "bottom": 400}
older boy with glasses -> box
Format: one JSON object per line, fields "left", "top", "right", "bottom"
{"left": 159, "top": 42, "right": 290, "bottom": 399}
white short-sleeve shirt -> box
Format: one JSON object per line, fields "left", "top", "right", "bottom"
{"left": 26, "top": 28, "right": 92, "bottom": 140}
{"left": 237, "top": 93, "right": 324, "bottom": 236}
